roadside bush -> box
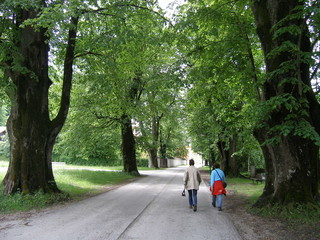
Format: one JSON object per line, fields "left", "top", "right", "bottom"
{"left": 137, "top": 158, "right": 148, "bottom": 167}
{"left": 53, "top": 154, "right": 122, "bottom": 166}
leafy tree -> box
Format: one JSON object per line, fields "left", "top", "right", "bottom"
{"left": 175, "top": 0, "right": 264, "bottom": 176}
{"left": 0, "top": 1, "right": 79, "bottom": 194}
{"left": 54, "top": 0, "right": 171, "bottom": 173}
{"left": 252, "top": 0, "right": 320, "bottom": 205}
{"left": 53, "top": 94, "right": 122, "bottom": 166}
{"left": 0, "top": 0, "right": 167, "bottom": 193}
{"left": 136, "top": 55, "right": 186, "bottom": 167}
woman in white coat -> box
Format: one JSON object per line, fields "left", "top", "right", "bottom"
{"left": 183, "top": 159, "right": 202, "bottom": 212}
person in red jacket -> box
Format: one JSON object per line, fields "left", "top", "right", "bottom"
{"left": 210, "top": 162, "right": 226, "bottom": 211}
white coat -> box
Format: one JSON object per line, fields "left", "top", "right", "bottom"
{"left": 183, "top": 165, "right": 202, "bottom": 190}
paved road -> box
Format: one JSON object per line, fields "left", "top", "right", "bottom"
{"left": 0, "top": 167, "right": 242, "bottom": 240}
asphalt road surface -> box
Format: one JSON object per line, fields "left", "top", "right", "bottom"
{"left": 0, "top": 166, "right": 242, "bottom": 240}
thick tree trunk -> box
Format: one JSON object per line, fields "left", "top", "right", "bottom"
{"left": 217, "top": 134, "right": 239, "bottom": 177}
{"left": 254, "top": 128, "right": 318, "bottom": 205}
{"left": 148, "top": 116, "right": 160, "bottom": 168}
{"left": 229, "top": 134, "right": 239, "bottom": 177}
{"left": 3, "top": 7, "right": 56, "bottom": 194}
{"left": 252, "top": 0, "right": 320, "bottom": 205}
{"left": 254, "top": 128, "right": 280, "bottom": 205}
{"left": 159, "top": 128, "right": 170, "bottom": 168}
{"left": 148, "top": 148, "right": 158, "bottom": 168}
{"left": 121, "top": 114, "right": 139, "bottom": 174}
{"left": 3, "top": 6, "right": 78, "bottom": 194}
{"left": 159, "top": 129, "right": 167, "bottom": 159}
{"left": 4, "top": 91, "right": 58, "bottom": 194}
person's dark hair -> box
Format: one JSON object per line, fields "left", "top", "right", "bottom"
{"left": 189, "top": 159, "right": 195, "bottom": 166}
{"left": 213, "top": 162, "right": 220, "bottom": 169}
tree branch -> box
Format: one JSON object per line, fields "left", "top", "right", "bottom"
{"left": 310, "top": 63, "right": 319, "bottom": 81}
{"left": 79, "top": 3, "right": 172, "bottom": 27}
{"left": 94, "top": 112, "right": 121, "bottom": 123}
{"left": 51, "top": 16, "right": 79, "bottom": 131}
{"left": 74, "top": 51, "right": 103, "bottom": 59}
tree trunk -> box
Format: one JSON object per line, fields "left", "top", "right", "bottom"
{"left": 216, "top": 140, "right": 230, "bottom": 175}
{"left": 229, "top": 134, "right": 239, "bottom": 177}
{"left": 159, "top": 128, "right": 170, "bottom": 168}
{"left": 217, "top": 134, "right": 239, "bottom": 177}
{"left": 121, "top": 114, "right": 139, "bottom": 174}
{"left": 252, "top": 0, "right": 320, "bottom": 205}
{"left": 253, "top": 128, "right": 277, "bottom": 205}
{"left": 148, "top": 116, "right": 161, "bottom": 168}
{"left": 159, "top": 129, "right": 167, "bottom": 159}
{"left": 2, "top": 6, "right": 78, "bottom": 194}
{"left": 148, "top": 148, "right": 158, "bottom": 168}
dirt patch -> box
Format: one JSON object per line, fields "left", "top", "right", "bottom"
{"left": 200, "top": 170, "right": 320, "bottom": 240}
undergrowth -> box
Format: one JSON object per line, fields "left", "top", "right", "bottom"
{"left": 225, "top": 176, "right": 320, "bottom": 225}
{"left": 0, "top": 191, "right": 70, "bottom": 214}
{"left": 250, "top": 202, "right": 320, "bottom": 224}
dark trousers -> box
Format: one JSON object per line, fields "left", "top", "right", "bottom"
{"left": 188, "top": 189, "right": 198, "bottom": 206}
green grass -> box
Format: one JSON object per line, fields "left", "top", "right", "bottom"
{"left": 251, "top": 202, "right": 320, "bottom": 224}
{"left": 226, "top": 177, "right": 320, "bottom": 225}
{"left": 54, "top": 169, "right": 137, "bottom": 197}
{"left": 0, "top": 160, "right": 8, "bottom": 167}
{"left": 226, "top": 178, "right": 264, "bottom": 204}
{"left": 0, "top": 167, "right": 139, "bottom": 214}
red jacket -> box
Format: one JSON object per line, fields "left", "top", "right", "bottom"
{"left": 211, "top": 180, "right": 226, "bottom": 196}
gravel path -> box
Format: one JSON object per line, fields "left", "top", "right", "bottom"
{"left": 0, "top": 167, "right": 242, "bottom": 240}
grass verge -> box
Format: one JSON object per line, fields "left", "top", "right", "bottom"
{"left": 227, "top": 177, "right": 320, "bottom": 225}
{"left": 249, "top": 200, "right": 320, "bottom": 224}
{"left": 226, "top": 177, "right": 264, "bottom": 204}
{"left": 0, "top": 166, "right": 139, "bottom": 214}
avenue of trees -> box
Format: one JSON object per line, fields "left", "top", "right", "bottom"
{"left": 0, "top": 0, "right": 319, "bottom": 207}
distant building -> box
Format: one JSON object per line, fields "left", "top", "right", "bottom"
{"left": 186, "top": 145, "right": 203, "bottom": 167}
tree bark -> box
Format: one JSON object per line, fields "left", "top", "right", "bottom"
{"left": 216, "top": 140, "right": 230, "bottom": 174}
{"left": 252, "top": 0, "right": 320, "bottom": 205}
{"left": 2, "top": 5, "right": 78, "bottom": 194}
{"left": 121, "top": 114, "right": 139, "bottom": 174}
{"left": 148, "top": 116, "right": 161, "bottom": 168}
{"left": 229, "top": 134, "right": 239, "bottom": 177}
{"left": 217, "top": 134, "right": 240, "bottom": 177}
{"left": 120, "top": 71, "right": 142, "bottom": 173}
{"left": 148, "top": 148, "right": 158, "bottom": 168}
{"left": 159, "top": 129, "right": 167, "bottom": 159}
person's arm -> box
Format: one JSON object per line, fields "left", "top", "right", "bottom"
{"left": 197, "top": 170, "right": 202, "bottom": 183}
{"left": 210, "top": 171, "right": 214, "bottom": 187}
{"left": 183, "top": 170, "right": 188, "bottom": 186}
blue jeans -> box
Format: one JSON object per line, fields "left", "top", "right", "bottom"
{"left": 212, "top": 194, "right": 223, "bottom": 208}
{"left": 188, "top": 189, "right": 198, "bottom": 206}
